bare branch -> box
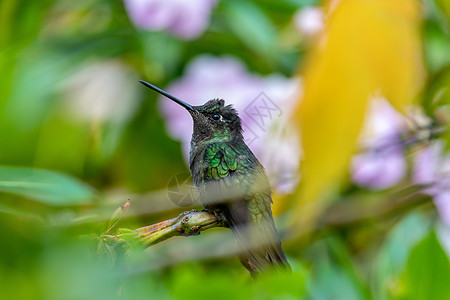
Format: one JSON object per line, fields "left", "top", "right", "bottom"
{"left": 106, "top": 184, "right": 432, "bottom": 255}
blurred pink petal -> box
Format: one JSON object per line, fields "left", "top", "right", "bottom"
{"left": 413, "top": 142, "right": 443, "bottom": 185}
{"left": 436, "top": 192, "right": 450, "bottom": 227}
{"left": 359, "top": 98, "right": 406, "bottom": 148}
{"left": 414, "top": 141, "right": 450, "bottom": 226}
{"left": 350, "top": 98, "right": 407, "bottom": 190}
{"left": 351, "top": 149, "right": 406, "bottom": 190}
{"left": 124, "top": 0, "right": 218, "bottom": 40}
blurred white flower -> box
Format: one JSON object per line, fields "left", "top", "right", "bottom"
{"left": 293, "top": 7, "right": 324, "bottom": 37}
{"left": 60, "top": 60, "right": 140, "bottom": 124}
{"left": 124, "top": 0, "right": 218, "bottom": 40}
{"left": 159, "top": 55, "right": 301, "bottom": 193}
{"left": 351, "top": 98, "right": 407, "bottom": 190}
{"left": 260, "top": 98, "right": 301, "bottom": 194}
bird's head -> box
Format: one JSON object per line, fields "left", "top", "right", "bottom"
{"left": 139, "top": 80, "right": 243, "bottom": 145}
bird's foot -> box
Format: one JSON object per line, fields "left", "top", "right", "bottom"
{"left": 201, "top": 208, "right": 226, "bottom": 227}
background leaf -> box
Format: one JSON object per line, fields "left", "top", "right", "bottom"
{"left": 308, "top": 238, "right": 370, "bottom": 300}
{"left": 433, "top": 0, "right": 450, "bottom": 25}
{"left": 0, "top": 165, "right": 95, "bottom": 206}
{"left": 222, "top": 0, "right": 277, "bottom": 63}
{"left": 398, "top": 230, "right": 450, "bottom": 300}
{"left": 372, "top": 213, "right": 430, "bottom": 300}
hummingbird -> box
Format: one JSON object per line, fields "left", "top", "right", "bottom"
{"left": 139, "top": 80, "right": 290, "bottom": 274}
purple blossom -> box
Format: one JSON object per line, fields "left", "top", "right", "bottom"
{"left": 351, "top": 98, "right": 407, "bottom": 190}
{"left": 158, "top": 55, "right": 300, "bottom": 193}
{"left": 351, "top": 149, "right": 406, "bottom": 190}
{"left": 413, "top": 141, "right": 450, "bottom": 226}
{"left": 124, "top": 0, "right": 218, "bottom": 40}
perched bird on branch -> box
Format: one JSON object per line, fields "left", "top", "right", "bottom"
{"left": 140, "top": 80, "right": 290, "bottom": 275}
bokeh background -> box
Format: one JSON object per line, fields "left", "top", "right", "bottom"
{"left": 1, "top": 0, "right": 450, "bottom": 299}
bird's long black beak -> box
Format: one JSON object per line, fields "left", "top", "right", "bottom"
{"left": 139, "top": 80, "right": 193, "bottom": 111}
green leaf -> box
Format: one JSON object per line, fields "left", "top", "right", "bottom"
{"left": 372, "top": 213, "right": 430, "bottom": 300}
{"left": 422, "top": 65, "right": 450, "bottom": 151}
{"left": 399, "top": 230, "right": 450, "bottom": 300}
{"left": 433, "top": 0, "right": 450, "bottom": 25}
{"left": 222, "top": 0, "right": 277, "bottom": 61}
{"left": 309, "top": 238, "right": 370, "bottom": 300}
{"left": 169, "top": 261, "right": 308, "bottom": 300}
{"left": 254, "top": 265, "right": 309, "bottom": 299}
{"left": 423, "top": 65, "right": 450, "bottom": 115}
{"left": 423, "top": 21, "right": 450, "bottom": 73}
{"left": 0, "top": 202, "right": 32, "bottom": 217}
{"left": 0, "top": 165, "right": 95, "bottom": 206}
{"left": 140, "top": 32, "right": 183, "bottom": 81}
{"left": 311, "top": 260, "right": 368, "bottom": 300}
{"left": 276, "top": 0, "right": 320, "bottom": 7}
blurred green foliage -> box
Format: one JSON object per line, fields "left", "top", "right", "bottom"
{"left": 399, "top": 231, "right": 450, "bottom": 300}
{"left": 0, "top": 0, "right": 449, "bottom": 299}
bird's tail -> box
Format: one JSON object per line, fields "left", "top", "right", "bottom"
{"left": 221, "top": 204, "right": 291, "bottom": 274}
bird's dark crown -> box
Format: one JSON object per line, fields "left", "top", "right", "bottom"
{"left": 190, "top": 98, "right": 243, "bottom": 145}
{"left": 193, "top": 99, "right": 240, "bottom": 125}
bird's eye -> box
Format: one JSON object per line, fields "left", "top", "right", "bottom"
{"left": 212, "top": 114, "right": 221, "bottom": 121}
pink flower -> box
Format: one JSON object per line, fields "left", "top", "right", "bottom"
{"left": 414, "top": 141, "right": 450, "bottom": 226}
{"left": 158, "top": 55, "right": 300, "bottom": 193}
{"left": 124, "top": 0, "right": 218, "bottom": 40}
{"left": 351, "top": 98, "right": 407, "bottom": 190}
{"left": 351, "top": 149, "right": 406, "bottom": 189}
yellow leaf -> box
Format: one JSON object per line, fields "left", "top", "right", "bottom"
{"left": 292, "top": 0, "right": 425, "bottom": 230}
